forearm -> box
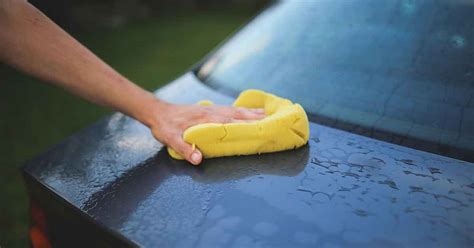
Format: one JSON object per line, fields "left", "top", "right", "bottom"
{"left": 0, "top": 0, "right": 265, "bottom": 165}
{"left": 0, "top": 0, "right": 160, "bottom": 126}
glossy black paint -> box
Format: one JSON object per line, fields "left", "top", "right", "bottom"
{"left": 199, "top": 0, "right": 474, "bottom": 162}
{"left": 24, "top": 73, "right": 474, "bottom": 247}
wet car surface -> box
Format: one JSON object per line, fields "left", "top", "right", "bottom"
{"left": 23, "top": 0, "right": 474, "bottom": 247}
{"left": 24, "top": 74, "right": 474, "bottom": 247}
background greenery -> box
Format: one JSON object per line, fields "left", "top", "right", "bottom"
{"left": 0, "top": 3, "right": 262, "bottom": 246}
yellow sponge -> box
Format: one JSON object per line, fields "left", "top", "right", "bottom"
{"left": 168, "top": 89, "right": 310, "bottom": 160}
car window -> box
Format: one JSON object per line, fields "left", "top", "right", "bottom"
{"left": 197, "top": 0, "right": 474, "bottom": 161}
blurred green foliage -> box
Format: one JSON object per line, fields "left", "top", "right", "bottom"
{"left": 0, "top": 8, "right": 257, "bottom": 247}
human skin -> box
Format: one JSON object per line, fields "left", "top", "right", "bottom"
{"left": 0, "top": 0, "right": 265, "bottom": 165}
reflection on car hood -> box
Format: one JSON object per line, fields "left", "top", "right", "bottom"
{"left": 24, "top": 73, "right": 474, "bottom": 247}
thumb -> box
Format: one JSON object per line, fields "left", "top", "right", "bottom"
{"left": 171, "top": 137, "right": 202, "bottom": 165}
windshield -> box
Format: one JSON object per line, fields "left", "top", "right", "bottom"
{"left": 197, "top": 0, "right": 474, "bottom": 161}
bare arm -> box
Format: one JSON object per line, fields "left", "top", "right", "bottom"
{"left": 0, "top": 0, "right": 264, "bottom": 165}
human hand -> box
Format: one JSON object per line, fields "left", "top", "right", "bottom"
{"left": 148, "top": 102, "right": 265, "bottom": 165}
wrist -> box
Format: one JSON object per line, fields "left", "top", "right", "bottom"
{"left": 136, "top": 94, "right": 171, "bottom": 129}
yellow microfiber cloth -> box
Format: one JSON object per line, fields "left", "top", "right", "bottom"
{"left": 168, "top": 89, "right": 310, "bottom": 160}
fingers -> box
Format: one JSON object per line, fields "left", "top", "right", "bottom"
{"left": 249, "top": 108, "right": 265, "bottom": 114}
{"left": 150, "top": 104, "right": 267, "bottom": 166}
{"left": 170, "top": 136, "right": 202, "bottom": 165}
{"left": 232, "top": 107, "right": 266, "bottom": 120}
{"left": 222, "top": 117, "right": 259, "bottom": 123}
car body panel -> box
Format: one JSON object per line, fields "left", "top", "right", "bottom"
{"left": 23, "top": 73, "right": 474, "bottom": 247}
{"left": 199, "top": 0, "right": 474, "bottom": 162}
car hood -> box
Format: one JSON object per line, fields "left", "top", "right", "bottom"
{"left": 23, "top": 73, "right": 474, "bottom": 247}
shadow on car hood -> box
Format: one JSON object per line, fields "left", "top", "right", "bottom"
{"left": 23, "top": 73, "right": 474, "bottom": 247}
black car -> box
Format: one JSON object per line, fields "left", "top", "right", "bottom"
{"left": 23, "top": 0, "right": 474, "bottom": 247}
